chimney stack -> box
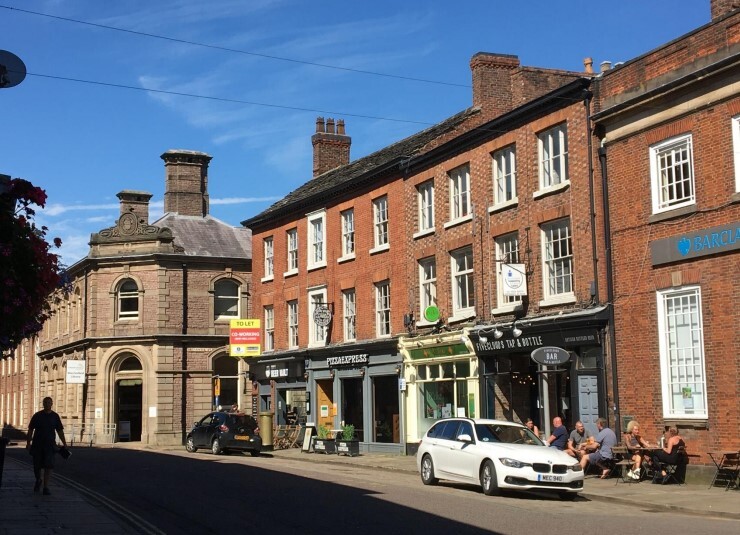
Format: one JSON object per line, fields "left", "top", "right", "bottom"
{"left": 161, "top": 149, "right": 212, "bottom": 217}
{"left": 470, "top": 52, "right": 520, "bottom": 118}
{"left": 600, "top": 60, "right": 612, "bottom": 73}
{"left": 711, "top": 0, "right": 739, "bottom": 20}
{"left": 312, "top": 117, "right": 351, "bottom": 177}
{"left": 117, "top": 190, "right": 153, "bottom": 225}
{"left": 583, "top": 57, "right": 594, "bottom": 74}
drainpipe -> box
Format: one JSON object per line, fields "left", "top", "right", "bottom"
{"left": 181, "top": 263, "right": 188, "bottom": 442}
{"left": 598, "top": 144, "right": 621, "bottom": 437}
{"left": 584, "top": 90, "right": 599, "bottom": 302}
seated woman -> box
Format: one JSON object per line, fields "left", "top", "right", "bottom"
{"left": 624, "top": 420, "right": 651, "bottom": 480}
{"left": 525, "top": 418, "right": 540, "bottom": 440}
{"left": 651, "top": 427, "right": 685, "bottom": 484}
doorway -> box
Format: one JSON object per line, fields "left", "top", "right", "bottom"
{"left": 116, "top": 379, "right": 142, "bottom": 441}
{"left": 578, "top": 375, "right": 599, "bottom": 436}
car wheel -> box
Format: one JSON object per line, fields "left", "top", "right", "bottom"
{"left": 249, "top": 450, "right": 261, "bottom": 457}
{"left": 480, "top": 460, "right": 500, "bottom": 496}
{"left": 420, "top": 454, "right": 438, "bottom": 485}
{"left": 211, "top": 438, "right": 222, "bottom": 455}
{"left": 559, "top": 491, "right": 577, "bottom": 501}
{"left": 185, "top": 436, "right": 197, "bottom": 453}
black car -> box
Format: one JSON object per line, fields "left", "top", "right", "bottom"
{"left": 186, "top": 412, "right": 262, "bottom": 456}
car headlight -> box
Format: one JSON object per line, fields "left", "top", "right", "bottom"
{"left": 569, "top": 463, "right": 583, "bottom": 472}
{"left": 499, "top": 457, "right": 532, "bottom": 469}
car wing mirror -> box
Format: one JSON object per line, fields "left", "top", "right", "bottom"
{"left": 193, "top": 422, "right": 200, "bottom": 427}
{"left": 457, "top": 433, "right": 473, "bottom": 443}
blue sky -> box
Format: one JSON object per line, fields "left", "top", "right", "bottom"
{"left": 2, "top": 0, "right": 710, "bottom": 266}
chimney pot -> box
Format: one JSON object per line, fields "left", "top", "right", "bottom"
{"left": 326, "top": 118, "right": 335, "bottom": 134}
{"left": 600, "top": 60, "right": 612, "bottom": 72}
{"left": 315, "top": 116, "right": 325, "bottom": 133}
{"left": 583, "top": 57, "right": 594, "bottom": 74}
{"left": 337, "top": 119, "right": 346, "bottom": 135}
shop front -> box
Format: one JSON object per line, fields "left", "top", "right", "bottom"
{"left": 398, "top": 331, "right": 479, "bottom": 455}
{"left": 248, "top": 356, "right": 307, "bottom": 425}
{"left": 304, "top": 340, "right": 403, "bottom": 455}
{"left": 467, "top": 306, "right": 610, "bottom": 438}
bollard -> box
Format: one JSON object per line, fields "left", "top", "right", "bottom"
{"left": 259, "top": 412, "right": 274, "bottom": 451}
{"left": 0, "top": 437, "right": 10, "bottom": 488}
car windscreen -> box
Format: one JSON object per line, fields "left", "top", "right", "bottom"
{"left": 231, "top": 415, "right": 257, "bottom": 431}
{"left": 475, "top": 423, "right": 542, "bottom": 445}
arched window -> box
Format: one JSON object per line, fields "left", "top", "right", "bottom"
{"left": 119, "top": 356, "right": 142, "bottom": 371}
{"left": 117, "top": 279, "right": 139, "bottom": 320}
{"left": 214, "top": 279, "right": 240, "bottom": 319}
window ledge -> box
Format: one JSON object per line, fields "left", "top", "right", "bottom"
{"left": 307, "top": 262, "right": 327, "bottom": 272}
{"left": 539, "top": 294, "right": 576, "bottom": 307}
{"left": 649, "top": 203, "right": 697, "bottom": 223}
{"left": 488, "top": 198, "right": 519, "bottom": 214}
{"left": 413, "top": 228, "right": 435, "bottom": 239}
{"left": 448, "top": 311, "right": 475, "bottom": 324}
{"left": 308, "top": 342, "right": 327, "bottom": 349}
{"left": 337, "top": 254, "right": 355, "bottom": 264}
{"left": 533, "top": 181, "right": 570, "bottom": 199}
{"left": 443, "top": 214, "right": 473, "bottom": 229}
{"left": 375, "top": 333, "right": 392, "bottom": 339}
{"left": 415, "top": 319, "right": 438, "bottom": 328}
{"left": 369, "top": 244, "right": 390, "bottom": 255}
{"left": 661, "top": 418, "right": 709, "bottom": 429}
{"left": 260, "top": 275, "right": 274, "bottom": 283}
{"left": 731, "top": 192, "right": 740, "bottom": 204}
{"left": 283, "top": 269, "right": 298, "bottom": 278}
{"left": 490, "top": 303, "right": 522, "bottom": 315}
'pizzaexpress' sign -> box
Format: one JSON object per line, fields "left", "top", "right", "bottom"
{"left": 327, "top": 353, "right": 368, "bottom": 367}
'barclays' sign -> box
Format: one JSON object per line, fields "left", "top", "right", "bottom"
{"left": 651, "top": 222, "right": 739, "bottom": 266}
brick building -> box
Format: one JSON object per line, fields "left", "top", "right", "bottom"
{"left": 1, "top": 150, "right": 252, "bottom": 446}
{"left": 592, "top": 0, "right": 739, "bottom": 475}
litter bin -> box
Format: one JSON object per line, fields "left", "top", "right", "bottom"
{"left": 0, "top": 437, "right": 10, "bottom": 488}
{"left": 259, "top": 412, "right": 274, "bottom": 451}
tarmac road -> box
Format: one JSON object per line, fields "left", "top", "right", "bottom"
{"left": 5, "top": 445, "right": 738, "bottom": 535}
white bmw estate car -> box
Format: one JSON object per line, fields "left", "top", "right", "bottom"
{"left": 416, "top": 418, "right": 583, "bottom": 500}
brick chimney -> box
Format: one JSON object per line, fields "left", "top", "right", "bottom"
{"left": 312, "top": 117, "right": 351, "bottom": 177}
{"left": 161, "top": 149, "right": 212, "bottom": 217}
{"left": 117, "top": 190, "right": 153, "bottom": 224}
{"left": 711, "top": 0, "right": 739, "bottom": 19}
{"left": 470, "top": 52, "right": 520, "bottom": 118}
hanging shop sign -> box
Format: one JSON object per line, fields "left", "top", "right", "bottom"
{"left": 229, "top": 319, "right": 261, "bottom": 357}
{"left": 530, "top": 346, "right": 571, "bottom": 366}
{"left": 313, "top": 305, "right": 332, "bottom": 327}
{"left": 502, "top": 263, "right": 527, "bottom": 297}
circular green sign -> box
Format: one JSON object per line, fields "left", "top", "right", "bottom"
{"left": 423, "top": 306, "right": 440, "bottom": 323}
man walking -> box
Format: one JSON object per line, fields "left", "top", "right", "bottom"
{"left": 26, "top": 397, "right": 67, "bottom": 495}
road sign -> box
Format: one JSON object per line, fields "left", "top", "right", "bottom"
{"left": 230, "top": 319, "right": 261, "bottom": 357}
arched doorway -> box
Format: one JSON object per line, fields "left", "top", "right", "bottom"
{"left": 115, "top": 355, "right": 143, "bottom": 442}
{"left": 213, "top": 354, "right": 239, "bottom": 409}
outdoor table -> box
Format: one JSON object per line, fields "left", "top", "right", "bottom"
{"left": 707, "top": 450, "right": 740, "bottom": 490}
{"left": 634, "top": 447, "right": 662, "bottom": 480}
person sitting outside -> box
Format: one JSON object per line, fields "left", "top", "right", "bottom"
{"left": 566, "top": 420, "right": 593, "bottom": 460}
{"left": 624, "top": 420, "right": 651, "bottom": 480}
{"left": 651, "top": 427, "right": 685, "bottom": 484}
{"left": 545, "top": 416, "right": 568, "bottom": 450}
{"left": 525, "top": 418, "right": 540, "bottom": 440}
{"left": 579, "top": 417, "right": 618, "bottom": 478}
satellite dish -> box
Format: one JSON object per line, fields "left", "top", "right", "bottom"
{"left": 0, "top": 50, "right": 27, "bottom": 88}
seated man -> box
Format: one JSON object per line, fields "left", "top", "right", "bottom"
{"left": 566, "top": 420, "right": 593, "bottom": 460}
{"left": 579, "top": 417, "right": 618, "bottom": 478}
{"left": 545, "top": 416, "right": 568, "bottom": 450}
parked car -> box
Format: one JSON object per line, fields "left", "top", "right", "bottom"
{"left": 186, "top": 411, "right": 262, "bottom": 456}
{"left": 416, "top": 418, "right": 583, "bottom": 500}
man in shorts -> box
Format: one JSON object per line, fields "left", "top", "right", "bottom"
{"left": 26, "top": 397, "right": 67, "bottom": 495}
{"left": 579, "top": 417, "right": 617, "bottom": 478}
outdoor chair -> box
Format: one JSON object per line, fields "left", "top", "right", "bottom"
{"left": 708, "top": 450, "right": 740, "bottom": 490}
{"left": 610, "top": 444, "right": 637, "bottom": 484}
{"left": 653, "top": 445, "right": 688, "bottom": 485}
{"left": 273, "top": 425, "right": 289, "bottom": 449}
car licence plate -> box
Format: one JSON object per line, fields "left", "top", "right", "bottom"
{"left": 234, "top": 435, "right": 251, "bottom": 441}
{"left": 539, "top": 475, "right": 563, "bottom": 482}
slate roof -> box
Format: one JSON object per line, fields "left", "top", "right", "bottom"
{"left": 242, "top": 107, "right": 479, "bottom": 229}
{"left": 153, "top": 213, "right": 251, "bottom": 259}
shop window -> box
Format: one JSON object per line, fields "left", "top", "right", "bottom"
{"left": 372, "top": 375, "right": 400, "bottom": 443}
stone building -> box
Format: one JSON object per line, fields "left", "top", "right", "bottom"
{"left": 1, "top": 150, "right": 252, "bottom": 446}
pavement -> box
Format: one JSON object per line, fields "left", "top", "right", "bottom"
{"left": 1, "top": 443, "right": 738, "bottom": 535}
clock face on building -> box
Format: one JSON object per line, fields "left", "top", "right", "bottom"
{"left": 118, "top": 212, "right": 138, "bottom": 236}
{"left": 313, "top": 305, "right": 332, "bottom": 327}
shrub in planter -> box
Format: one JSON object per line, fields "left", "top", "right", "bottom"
{"left": 313, "top": 425, "right": 336, "bottom": 454}
{"left": 337, "top": 424, "right": 360, "bottom": 457}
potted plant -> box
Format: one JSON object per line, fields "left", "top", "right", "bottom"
{"left": 312, "top": 425, "right": 336, "bottom": 454}
{"left": 336, "top": 423, "right": 360, "bottom": 457}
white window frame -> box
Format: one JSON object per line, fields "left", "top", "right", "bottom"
{"left": 307, "top": 210, "right": 326, "bottom": 270}
{"left": 416, "top": 180, "right": 435, "bottom": 235}
{"left": 418, "top": 258, "right": 437, "bottom": 324}
{"left": 656, "top": 286, "right": 707, "bottom": 419}
{"left": 448, "top": 165, "right": 471, "bottom": 225}
{"left": 371, "top": 196, "right": 389, "bottom": 253}
{"left": 287, "top": 300, "right": 298, "bottom": 349}
{"left": 375, "top": 280, "right": 391, "bottom": 337}
{"left": 339, "top": 209, "right": 355, "bottom": 261}
{"left": 342, "top": 289, "right": 356, "bottom": 341}
{"left": 540, "top": 219, "right": 575, "bottom": 305}
{"left": 308, "top": 287, "right": 328, "bottom": 347}
{"left": 262, "top": 237, "right": 274, "bottom": 281}
{"left": 731, "top": 116, "right": 740, "bottom": 192}
{"left": 117, "top": 279, "right": 139, "bottom": 320}
{"left": 264, "top": 306, "right": 274, "bottom": 351}
{"left": 537, "top": 124, "right": 569, "bottom": 192}
{"left": 450, "top": 247, "right": 474, "bottom": 319}
{"left": 492, "top": 146, "right": 517, "bottom": 208}
{"left": 494, "top": 233, "right": 521, "bottom": 311}
{"left": 286, "top": 228, "right": 298, "bottom": 275}
{"left": 649, "top": 134, "right": 695, "bottom": 214}
{"left": 214, "top": 279, "right": 240, "bottom": 319}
